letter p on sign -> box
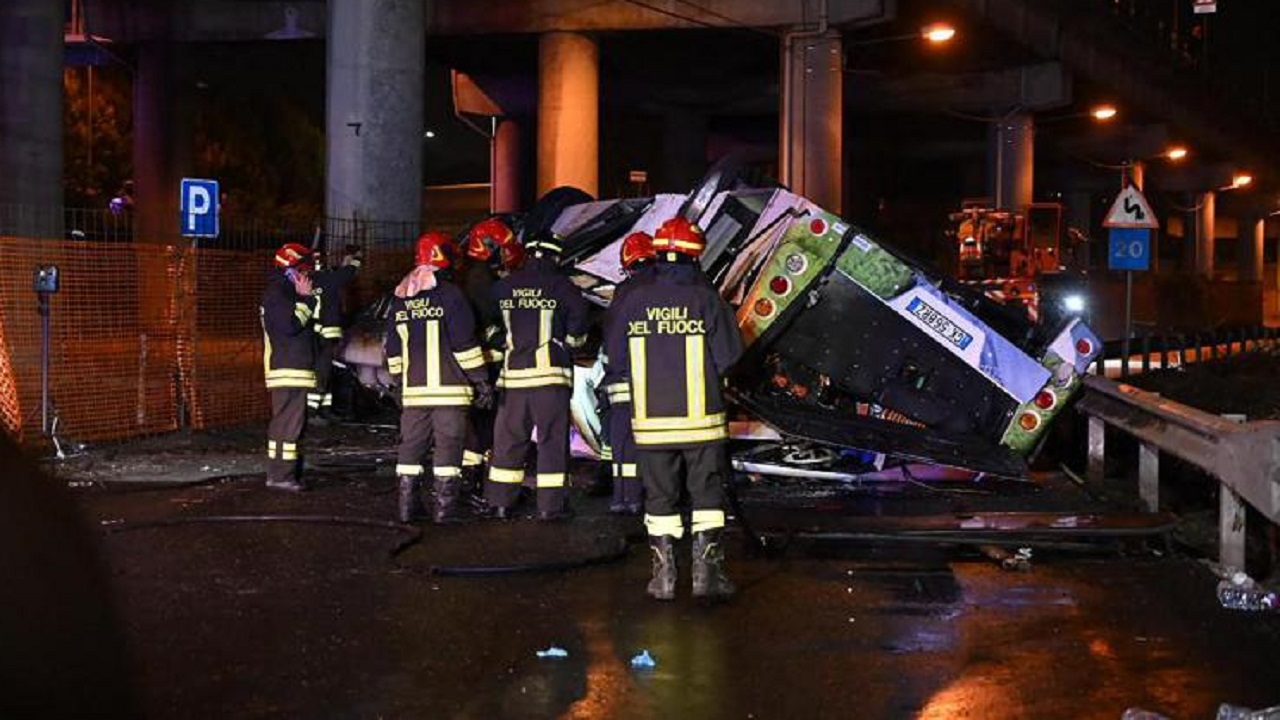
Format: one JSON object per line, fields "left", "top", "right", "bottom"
{"left": 180, "top": 178, "right": 220, "bottom": 239}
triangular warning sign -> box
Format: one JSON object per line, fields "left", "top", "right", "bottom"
{"left": 1103, "top": 185, "right": 1159, "bottom": 229}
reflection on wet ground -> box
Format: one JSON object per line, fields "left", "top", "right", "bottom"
{"left": 80, "top": 472, "right": 1280, "bottom": 719}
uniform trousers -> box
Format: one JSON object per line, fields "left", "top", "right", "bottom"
{"left": 396, "top": 406, "right": 467, "bottom": 481}
{"left": 267, "top": 388, "right": 308, "bottom": 485}
{"left": 308, "top": 338, "right": 339, "bottom": 410}
{"left": 640, "top": 443, "right": 729, "bottom": 540}
{"left": 486, "top": 386, "right": 571, "bottom": 513}
{"left": 607, "top": 401, "right": 644, "bottom": 507}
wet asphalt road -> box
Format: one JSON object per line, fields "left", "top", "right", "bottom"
{"left": 79, "top": 466, "right": 1280, "bottom": 720}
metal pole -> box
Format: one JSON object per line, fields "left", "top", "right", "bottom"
{"left": 1122, "top": 270, "right": 1133, "bottom": 377}
{"left": 40, "top": 293, "right": 50, "bottom": 436}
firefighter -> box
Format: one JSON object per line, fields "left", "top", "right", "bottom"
{"left": 485, "top": 231, "right": 589, "bottom": 521}
{"left": 261, "top": 243, "right": 319, "bottom": 491}
{"left": 604, "top": 217, "right": 744, "bottom": 601}
{"left": 308, "top": 244, "right": 363, "bottom": 421}
{"left": 456, "top": 218, "right": 519, "bottom": 498}
{"left": 600, "top": 231, "right": 657, "bottom": 515}
{"left": 385, "top": 232, "right": 494, "bottom": 524}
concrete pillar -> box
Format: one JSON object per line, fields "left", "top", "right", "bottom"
{"left": 780, "top": 30, "right": 843, "bottom": 214}
{"left": 537, "top": 32, "right": 598, "bottom": 198}
{"left": 1239, "top": 215, "right": 1265, "bottom": 283}
{"left": 326, "top": 0, "right": 425, "bottom": 224}
{"left": 133, "top": 41, "right": 181, "bottom": 245}
{"left": 0, "top": 0, "right": 65, "bottom": 237}
{"left": 989, "top": 112, "right": 1034, "bottom": 211}
{"left": 1196, "top": 190, "right": 1216, "bottom": 279}
{"left": 1127, "top": 160, "right": 1145, "bottom": 191}
{"left": 662, "top": 108, "right": 709, "bottom": 191}
{"left": 491, "top": 118, "right": 522, "bottom": 213}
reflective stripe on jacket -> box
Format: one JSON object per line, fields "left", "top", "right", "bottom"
{"left": 261, "top": 271, "right": 318, "bottom": 389}
{"left": 384, "top": 280, "right": 488, "bottom": 407}
{"left": 603, "top": 261, "right": 743, "bottom": 448}
{"left": 490, "top": 256, "right": 590, "bottom": 389}
{"left": 312, "top": 264, "right": 357, "bottom": 340}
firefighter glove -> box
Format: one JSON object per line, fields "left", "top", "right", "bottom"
{"left": 472, "top": 381, "right": 495, "bottom": 411}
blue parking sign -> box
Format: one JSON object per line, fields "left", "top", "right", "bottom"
{"left": 180, "top": 178, "right": 219, "bottom": 238}
{"left": 1108, "top": 227, "right": 1149, "bottom": 271}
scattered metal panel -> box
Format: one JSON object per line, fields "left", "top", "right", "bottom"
{"left": 734, "top": 390, "right": 1029, "bottom": 478}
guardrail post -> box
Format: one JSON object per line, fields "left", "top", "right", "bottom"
{"left": 1220, "top": 412, "right": 1248, "bottom": 569}
{"left": 1087, "top": 416, "right": 1105, "bottom": 483}
{"left": 1220, "top": 486, "right": 1247, "bottom": 569}
{"left": 1138, "top": 442, "right": 1159, "bottom": 512}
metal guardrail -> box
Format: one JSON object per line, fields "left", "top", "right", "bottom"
{"left": 1076, "top": 375, "right": 1280, "bottom": 569}
{"left": 1090, "top": 326, "right": 1280, "bottom": 378}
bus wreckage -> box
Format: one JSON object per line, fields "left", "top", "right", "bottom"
{"left": 341, "top": 168, "right": 1101, "bottom": 482}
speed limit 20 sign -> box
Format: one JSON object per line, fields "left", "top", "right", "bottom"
{"left": 1108, "top": 227, "right": 1150, "bottom": 271}
{"left": 1104, "top": 185, "right": 1156, "bottom": 271}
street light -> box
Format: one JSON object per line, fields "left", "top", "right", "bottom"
{"left": 847, "top": 22, "right": 958, "bottom": 48}
{"left": 1164, "top": 146, "right": 1189, "bottom": 161}
{"left": 922, "top": 24, "right": 956, "bottom": 43}
{"left": 1231, "top": 173, "right": 1253, "bottom": 189}
{"left": 1091, "top": 104, "right": 1118, "bottom": 121}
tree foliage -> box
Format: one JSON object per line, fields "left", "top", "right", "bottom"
{"left": 63, "top": 66, "right": 132, "bottom": 208}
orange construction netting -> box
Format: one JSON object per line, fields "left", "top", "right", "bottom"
{"left": 176, "top": 246, "right": 272, "bottom": 430}
{"left": 0, "top": 237, "right": 271, "bottom": 443}
{"left": 0, "top": 297, "right": 21, "bottom": 440}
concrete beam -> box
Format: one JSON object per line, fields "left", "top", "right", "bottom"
{"left": 432, "top": 0, "right": 887, "bottom": 34}
{"left": 951, "top": 0, "right": 1275, "bottom": 176}
{"left": 869, "top": 63, "right": 1071, "bottom": 115}
{"left": 88, "top": 0, "right": 888, "bottom": 41}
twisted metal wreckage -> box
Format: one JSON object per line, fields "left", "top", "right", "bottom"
{"left": 338, "top": 165, "right": 1101, "bottom": 483}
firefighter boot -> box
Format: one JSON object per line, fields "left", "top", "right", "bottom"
{"left": 432, "top": 478, "right": 467, "bottom": 524}
{"left": 692, "top": 530, "right": 736, "bottom": 600}
{"left": 646, "top": 535, "right": 678, "bottom": 601}
{"left": 397, "top": 475, "right": 425, "bottom": 523}
{"left": 462, "top": 466, "right": 490, "bottom": 512}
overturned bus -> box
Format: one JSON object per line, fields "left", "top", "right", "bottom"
{"left": 547, "top": 168, "right": 1098, "bottom": 479}
{"left": 344, "top": 170, "right": 1100, "bottom": 480}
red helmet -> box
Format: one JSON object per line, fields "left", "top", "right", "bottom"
{"left": 466, "top": 218, "right": 515, "bottom": 262}
{"left": 415, "top": 231, "right": 453, "bottom": 269}
{"left": 620, "top": 231, "right": 655, "bottom": 270}
{"left": 274, "top": 242, "right": 313, "bottom": 269}
{"left": 652, "top": 217, "right": 705, "bottom": 257}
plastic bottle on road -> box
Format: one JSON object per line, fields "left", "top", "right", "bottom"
{"left": 1217, "top": 703, "right": 1280, "bottom": 719}
{"left": 1121, "top": 709, "right": 1170, "bottom": 720}
{"left": 1216, "top": 572, "right": 1279, "bottom": 611}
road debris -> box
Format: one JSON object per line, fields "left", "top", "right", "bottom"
{"left": 979, "top": 545, "right": 1033, "bottom": 571}
{"left": 630, "top": 650, "right": 657, "bottom": 669}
